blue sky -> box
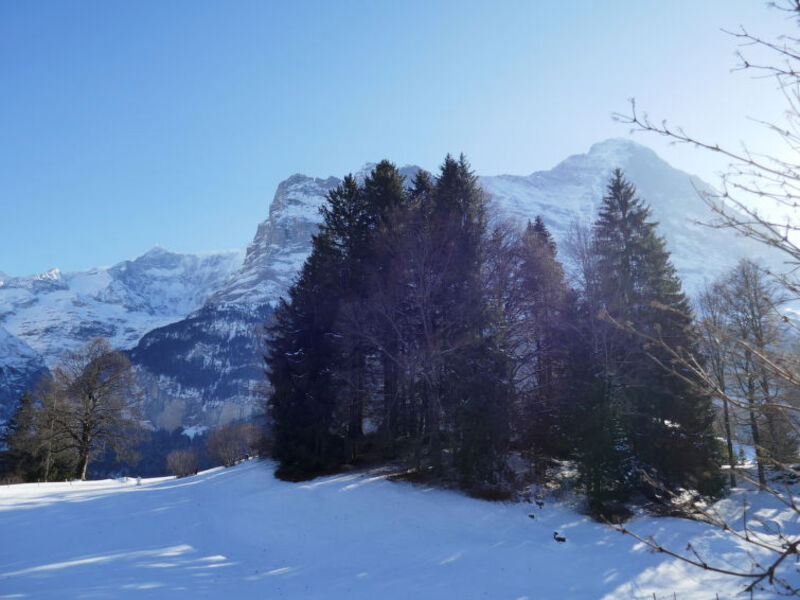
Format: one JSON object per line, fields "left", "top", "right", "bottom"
{"left": 0, "top": 1, "right": 792, "bottom": 276}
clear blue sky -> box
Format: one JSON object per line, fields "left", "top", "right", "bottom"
{"left": 0, "top": 1, "right": 791, "bottom": 276}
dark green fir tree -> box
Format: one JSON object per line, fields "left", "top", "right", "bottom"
{"left": 591, "top": 169, "right": 721, "bottom": 498}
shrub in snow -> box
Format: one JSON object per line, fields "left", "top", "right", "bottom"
{"left": 166, "top": 449, "right": 198, "bottom": 478}
{"left": 206, "top": 422, "right": 265, "bottom": 467}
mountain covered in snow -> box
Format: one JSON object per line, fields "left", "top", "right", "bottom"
{"left": 0, "top": 139, "right": 777, "bottom": 429}
{"left": 482, "top": 138, "right": 772, "bottom": 286}
{"left": 0, "top": 249, "right": 243, "bottom": 420}
{"left": 126, "top": 174, "right": 342, "bottom": 429}
{"left": 0, "top": 247, "right": 243, "bottom": 367}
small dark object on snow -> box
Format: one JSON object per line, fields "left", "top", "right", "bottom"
{"left": 534, "top": 499, "right": 544, "bottom": 509}
{"left": 527, "top": 513, "right": 535, "bottom": 519}
{"left": 553, "top": 531, "right": 566, "bottom": 543}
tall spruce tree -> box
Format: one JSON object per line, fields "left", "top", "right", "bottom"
{"left": 360, "top": 162, "right": 408, "bottom": 447}
{"left": 269, "top": 166, "right": 410, "bottom": 473}
{"left": 516, "top": 217, "right": 570, "bottom": 457}
{"left": 591, "top": 169, "right": 720, "bottom": 497}
{"left": 431, "top": 155, "right": 511, "bottom": 483}
{"left": 267, "top": 231, "right": 344, "bottom": 477}
{"left": 0, "top": 392, "right": 40, "bottom": 480}
{"left": 560, "top": 246, "right": 636, "bottom": 514}
{"left": 267, "top": 175, "right": 368, "bottom": 478}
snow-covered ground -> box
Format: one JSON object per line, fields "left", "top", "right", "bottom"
{"left": 1, "top": 460, "right": 797, "bottom": 599}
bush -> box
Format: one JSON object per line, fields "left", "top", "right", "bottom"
{"left": 166, "top": 449, "right": 198, "bottom": 478}
{"left": 467, "top": 483, "right": 516, "bottom": 502}
{"left": 0, "top": 473, "right": 25, "bottom": 485}
{"left": 207, "top": 421, "right": 266, "bottom": 467}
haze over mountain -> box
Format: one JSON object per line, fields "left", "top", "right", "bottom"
{"left": 0, "top": 139, "right": 775, "bottom": 427}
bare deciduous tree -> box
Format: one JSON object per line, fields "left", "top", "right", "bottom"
{"left": 207, "top": 421, "right": 264, "bottom": 467}
{"left": 47, "top": 338, "right": 142, "bottom": 480}
{"left": 697, "top": 282, "right": 737, "bottom": 487}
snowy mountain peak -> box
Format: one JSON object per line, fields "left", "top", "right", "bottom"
{"left": 586, "top": 137, "right": 656, "bottom": 160}
{"left": 267, "top": 174, "right": 339, "bottom": 222}
{"left": 136, "top": 245, "right": 173, "bottom": 259}
{"left": 545, "top": 138, "right": 665, "bottom": 181}
{"left": 33, "top": 267, "right": 62, "bottom": 282}
{"left": 483, "top": 138, "right": 775, "bottom": 292}
{"left": 355, "top": 162, "right": 378, "bottom": 180}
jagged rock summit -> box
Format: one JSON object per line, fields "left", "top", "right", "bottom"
{"left": 207, "top": 174, "right": 340, "bottom": 308}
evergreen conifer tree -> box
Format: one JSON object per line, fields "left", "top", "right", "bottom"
{"left": 430, "top": 155, "right": 511, "bottom": 482}
{"left": 267, "top": 232, "right": 344, "bottom": 477}
{"left": 591, "top": 169, "right": 720, "bottom": 497}
{"left": 516, "top": 217, "right": 570, "bottom": 457}
{"left": 0, "top": 392, "right": 40, "bottom": 480}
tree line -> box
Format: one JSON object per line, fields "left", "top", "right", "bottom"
{"left": 266, "top": 158, "right": 742, "bottom": 515}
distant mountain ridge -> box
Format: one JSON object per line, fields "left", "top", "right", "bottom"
{"left": 0, "top": 139, "right": 776, "bottom": 428}
{"left": 0, "top": 247, "right": 243, "bottom": 365}
{"left": 0, "top": 248, "right": 243, "bottom": 419}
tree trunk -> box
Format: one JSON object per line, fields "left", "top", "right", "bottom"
{"left": 427, "top": 385, "right": 442, "bottom": 474}
{"left": 77, "top": 430, "right": 91, "bottom": 480}
{"left": 347, "top": 353, "right": 364, "bottom": 462}
{"left": 721, "top": 394, "right": 737, "bottom": 488}
{"left": 746, "top": 369, "right": 766, "bottom": 488}
{"left": 382, "top": 352, "right": 397, "bottom": 444}
{"left": 77, "top": 450, "right": 89, "bottom": 481}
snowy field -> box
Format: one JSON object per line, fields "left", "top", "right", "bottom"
{"left": 1, "top": 460, "right": 797, "bottom": 599}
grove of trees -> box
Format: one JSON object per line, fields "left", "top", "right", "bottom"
{"left": 265, "top": 157, "right": 727, "bottom": 515}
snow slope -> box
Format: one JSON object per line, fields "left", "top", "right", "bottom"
{"left": 1, "top": 460, "right": 797, "bottom": 599}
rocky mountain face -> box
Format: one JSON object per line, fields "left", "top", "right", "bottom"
{"left": 0, "top": 326, "right": 46, "bottom": 422}
{"left": 0, "top": 139, "right": 776, "bottom": 429}
{"left": 208, "top": 174, "right": 340, "bottom": 307}
{"left": 129, "top": 174, "right": 341, "bottom": 429}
